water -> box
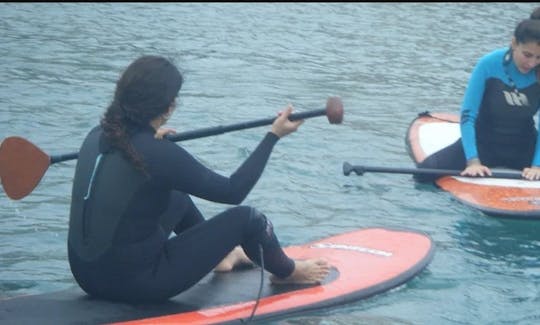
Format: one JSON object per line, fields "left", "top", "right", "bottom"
{"left": 1, "top": 3, "right": 540, "bottom": 324}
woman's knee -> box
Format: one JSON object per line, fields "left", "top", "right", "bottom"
{"left": 218, "top": 206, "right": 274, "bottom": 243}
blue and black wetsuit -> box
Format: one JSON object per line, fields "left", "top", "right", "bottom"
{"left": 417, "top": 47, "right": 540, "bottom": 182}
{"left": 68, "top": 125, "right": 294, "bottom": 303}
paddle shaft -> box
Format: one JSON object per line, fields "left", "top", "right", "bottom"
{"left": 49, "top": 109, "right": 326, "bottom": 164}
{"left": 342, "top": 162, "right": 524, "bottom": 180}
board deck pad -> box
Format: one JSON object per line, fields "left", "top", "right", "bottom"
{"left": 0, "top": 227, "right": 434, "bottom": 325}
{"left": 406, "top": 112, "right": 540, "bottom": 219}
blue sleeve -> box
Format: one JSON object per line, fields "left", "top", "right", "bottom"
{"left": 460, "top": 54, "right": 490, "bottom": 161}
{"left": 534, "top": 119, "right": 540, "bottom": 166}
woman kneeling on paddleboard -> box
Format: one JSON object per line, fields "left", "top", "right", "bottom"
{"left": 67, "top": 55, "right": 329, "bottom": 303}
{"left": 416, "top": 7, "right": 540, "bottom": 182}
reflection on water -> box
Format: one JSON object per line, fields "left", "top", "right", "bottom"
{"left": 455, "top": 218, "right": 540, "bottom": 272}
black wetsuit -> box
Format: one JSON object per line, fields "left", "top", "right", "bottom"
{"left": 68, "top": 125, "right": 294, "bottom": 303}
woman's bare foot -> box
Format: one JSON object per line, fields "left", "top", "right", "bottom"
{"left": 214, "top": 246, "right": 254, "bottom": 272}
{"left": 270, "top": 259, "right": 331, "bottom": 285}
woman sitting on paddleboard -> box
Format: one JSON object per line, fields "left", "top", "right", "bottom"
{"left": 67, "top": 55, "right": 330, "bottom": 303}
{"left": 416, "top": 7, "right": 540, "bottom": 182}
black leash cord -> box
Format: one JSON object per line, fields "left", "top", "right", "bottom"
{"left": 418, "top": 111, "right": 459, "bottom": 123}
{"left": 241, "top": 244, "right": 264, "bottom": 324}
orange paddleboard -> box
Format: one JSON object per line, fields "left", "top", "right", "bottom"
{"left": 406, "top": 112, "right": 540, "bottom": 219}
{"left": 0, "top": 228, "right": 434, "bottom": 324}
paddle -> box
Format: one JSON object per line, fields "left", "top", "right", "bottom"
{"left": 342, "top": 162, "right": 524, "bottom": 179}
{"left": 0, "top": 97, "right": 343, "bottom": 200}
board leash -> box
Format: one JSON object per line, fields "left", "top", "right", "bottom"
{"left": 418, "top": 111, "right": 459, "bottom": 123}
{"left": 241, "top": 244, "right": 264, "bottom": 323}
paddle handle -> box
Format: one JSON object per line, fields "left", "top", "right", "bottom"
{"left": 342, "top": 162, "right": 524, "bottom": 180}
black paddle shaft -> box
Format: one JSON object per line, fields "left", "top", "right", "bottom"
{"left": 49, "top": 109, "right": 326, "bottom": 165}
{"left": 342, "top": 162, "right": 524, "bottom": 180}
{"left": 166, "top": 108, "right": 325, "bottom": 142}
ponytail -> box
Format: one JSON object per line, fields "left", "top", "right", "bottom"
{"left": 100, "top": 56, "right": 183, "bottom": 173}
{"left": 514, "top": 7, "right": 540, "bottom": 45}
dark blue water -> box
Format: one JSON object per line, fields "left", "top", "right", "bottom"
{"left": 1, "top": 3, "right": 540, "bottom": 324}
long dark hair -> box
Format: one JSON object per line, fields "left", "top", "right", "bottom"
{"left": 100, "top": 55, "right": 183, "bottom": 172}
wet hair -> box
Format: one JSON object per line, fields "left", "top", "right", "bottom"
{"left": 101, "top": 55, "right": 183, "bottom": 172}
{"left": 514, "top": 7, "right": 540, "bottom": 45}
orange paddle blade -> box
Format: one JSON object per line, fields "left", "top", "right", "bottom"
{"left": 0, "top": 137, "right": 50, "bottom": 200}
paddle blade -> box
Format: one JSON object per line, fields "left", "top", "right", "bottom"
{"left": 0, "top": 137, "right": 50, "bottom": 200}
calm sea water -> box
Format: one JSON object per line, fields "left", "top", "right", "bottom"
{"left": 1, "top": 3, "right": 540, "bottom": 324}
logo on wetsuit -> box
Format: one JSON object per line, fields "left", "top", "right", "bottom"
{"left": 503, "top": 90, "right": 529, "bottom": 107}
